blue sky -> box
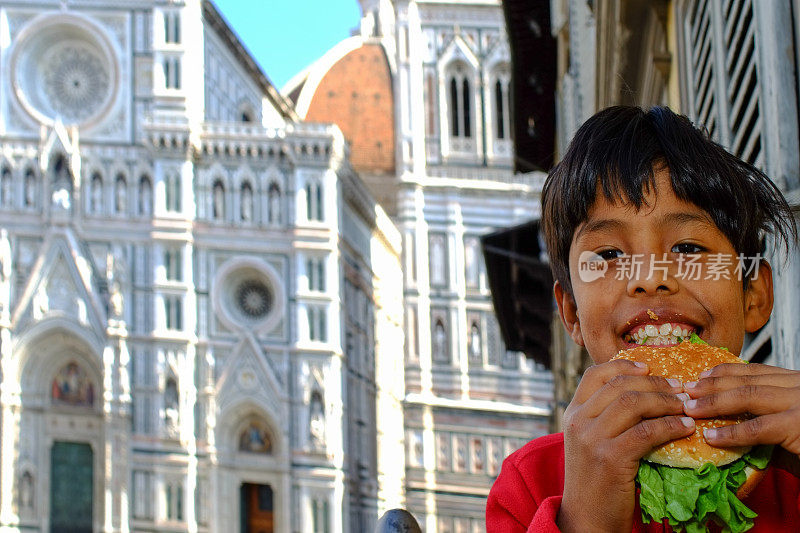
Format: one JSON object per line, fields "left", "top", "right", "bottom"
{"left": 212, "top": 0, "right": 363, "bottom": 91}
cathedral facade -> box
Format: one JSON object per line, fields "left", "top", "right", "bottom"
{"left": 0, "top": 1, "right": 405, "bottom": 532}
{"left": 285, "top": 0, "right": 555, "bottom": 530}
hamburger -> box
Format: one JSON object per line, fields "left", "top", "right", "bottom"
{"left": 612, "top": 333, "right": 772, "bottom": 533}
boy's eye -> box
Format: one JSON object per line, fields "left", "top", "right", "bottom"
{"left": 596, "top": 249, "right": 624, "bottom": 261}
{"left": 671, "top": 243, "right": 705, "bottom": 254}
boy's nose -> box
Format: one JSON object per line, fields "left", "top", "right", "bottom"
{"left": 625, "top": 256, "right": 680, "bottom": 296}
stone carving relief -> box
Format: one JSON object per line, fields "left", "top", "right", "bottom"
{"left": 18, "top": 470, "right": 34, "bottom": 514}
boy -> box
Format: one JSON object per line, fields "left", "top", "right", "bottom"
{"left": 486, "top": 106, "right": 800, "bottom": 532}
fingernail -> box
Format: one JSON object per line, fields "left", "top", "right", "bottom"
{"left": 634, "top": 361, "right": 648, "bottom": 368}
{"left": 704, "top": 428, "right": 718, "bottom": 440}
{"left": 681, "top": 417, "right": 695, "bottom": 428}
{"left": 684, "top": 381, "right": 698, "bottom": 389}
{"left": 666, "top": 378, "right": 681, "bottom": 388}
{"left": 676, "top": 393, "right": 690, "bottom": 401}
{"left": 699, "top": 370, "right": 712, "bottom": 379}
{"left": 684, "top": 399, "right": 697, "bottom": 409}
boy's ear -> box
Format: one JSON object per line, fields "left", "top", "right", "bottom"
{"left": 743, "top": 260, "right": 774, "bottom": 333}
{"left": 554, "top": 280, "right": 585, "bottom": 346}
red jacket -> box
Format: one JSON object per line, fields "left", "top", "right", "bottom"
{"left": 486, "top": 433, "right": 800, "bottom": 532}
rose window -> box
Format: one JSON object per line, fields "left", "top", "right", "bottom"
{"left": 236, "top": 279, "right": 272, "bottom": 319}
{"left": 42, "top": 44, "right": 110, "bottom": 123}
{"left": 11, "top": 16, "right": 119, "bottom": 127}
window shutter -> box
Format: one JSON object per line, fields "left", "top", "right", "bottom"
{"left": 684, "top": 0, "right": 763, "bottom": 167}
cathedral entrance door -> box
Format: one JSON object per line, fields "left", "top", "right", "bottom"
{"left": 240, "top": 483, "right": 274, "bottom": 533}
{"left": 50, "top": 441, "right": 93, "bottom": 533}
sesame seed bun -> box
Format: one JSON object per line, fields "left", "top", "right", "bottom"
{"left": 612, "top": 341, "right": 751, "bottom": 469}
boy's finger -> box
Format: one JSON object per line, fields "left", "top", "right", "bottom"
{"left": 596, "top": 390, "right": 688, "bottom": 437}
{"left": 701, "top": 362, "right": 797, "bottom": 378}
{"left": 582, "top": 374, "right": 684, "bottom": 419}
{"left": 684, "top": 373, "right": 800, "bottom": 397}
{"left": 572, "top": 359, "right": 651, "bottom": 404}
{"left": 702, "top": 413, "right": 798, "bottom": 451}
{"left": 682, "top": 385, "right": 797, "bottom": 417}
{"left": 618, "top": 415, "right": 696, "bottom": 458}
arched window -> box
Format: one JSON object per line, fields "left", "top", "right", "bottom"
{"left": 90, "top": 172, "right": 103, "bottom": 214}
{"left": 305, "top": 180, "right": 323, "bottom": 221}
{"left": 165, "top": 171, "right": 181, "bottom": 212}
{"left": 493, "top": 72, "right": 511, "bottom": 140}
{"left": 114, "top": 173, "right": 127, "bottom": 214}
{"left": 138, "top": 175, "right": 153, "bottom": 216}
{"left": 24, "top": 169, "right": 37, "bottom": 208}
{"left": 449, "top": 78, "right": 459, "bottom": 137}
{"left": 164, "top": 481, "right": 184, "bottom": 521}
{"left": 267, "top": 182, "right": 281, "bottom": 224}
{"left": 240, "top": 182, "right": 253, "bottom": 222}
{"left": 447, "top": 63, "right": 473, "bottom": 139}
{"left": 0, "top": 166, "right": 11, "bottom": 207}
{"left": 239, "top": 103, "right": 255, "bottom": 123}
{"left": 212, "top": 180, "right": 225, "bottom": 220}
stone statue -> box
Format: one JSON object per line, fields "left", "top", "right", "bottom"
{"left": 19, "top": 471, "right": 33, "bottom": 511}
{"left": 241, "top": 184, "right": 253, "bottom": 221}
{"left": 469, "top": 322, "right": 481, "bottom": 360}
{"left": 433, "top": 321, "right": 447, "bottom": 361}
{"left": 309, "top": 391, "right": 325, "bottom": 448}
{"left": 164, "top": 378, "right": 179, "bottom": 437}
{"left": 115, "top": 176, "right": 127, "bottom": 213}
{"left": 213, "top": 182, "right": 224, "bottom": 219}
{"left": 268, "top": 183, "right": 280, "bottom": 224}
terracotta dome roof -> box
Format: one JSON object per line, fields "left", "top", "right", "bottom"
{"left": 300, "top": 42, "right": 395, "bottom": 175}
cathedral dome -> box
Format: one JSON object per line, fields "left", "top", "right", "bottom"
{"left": 286, "top": 38, "right": 395, "bottom": 176}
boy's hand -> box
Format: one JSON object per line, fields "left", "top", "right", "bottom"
{"left": 682, "top": 362, "right": 800, "bottom": 473}
{"left": 557, "top": 359, "right": 695, "bottom": 533}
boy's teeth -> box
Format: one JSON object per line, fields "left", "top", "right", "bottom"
{"left": 625, "top": 322, "right": 693, "bottom": 346}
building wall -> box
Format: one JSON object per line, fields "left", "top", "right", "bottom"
{"left": 386, "top": 1, "right": 554, "bottom": 529}
{"left": 0, "top": 2, "right": 403, "bottom": 532}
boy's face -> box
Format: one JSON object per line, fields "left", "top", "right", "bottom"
{"left": 554, "top": 167, "right": 773, "bottom": 364}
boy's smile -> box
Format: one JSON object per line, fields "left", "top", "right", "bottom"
{"left": 554, "top": 166, "right": 773, "bottom": 364}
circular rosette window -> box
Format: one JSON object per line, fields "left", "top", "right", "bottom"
{"left": 10, "top": 14, "right": 119, "bottom": 128}
{"left": 213, "top": 258, "right": 285, "bottom": 333}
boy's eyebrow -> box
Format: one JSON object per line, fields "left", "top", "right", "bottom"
{"left": 575, "top": 211, "right": 715, "bottom": 241}
{"left": 657, "top": 211, "right": 715, "bottom": 227}
{"left": 574, "top": 218, "right": 625, "bottom": 241}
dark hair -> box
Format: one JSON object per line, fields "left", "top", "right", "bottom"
{"left": 542, "top": 105, "right": 797, "bottom": 295}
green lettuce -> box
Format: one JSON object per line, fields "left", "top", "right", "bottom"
{"left": 688, "top": 332, "right": 707, "bottom": 345}
{"left": 636, "top": 446, "right": 771, "bottom": 533}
